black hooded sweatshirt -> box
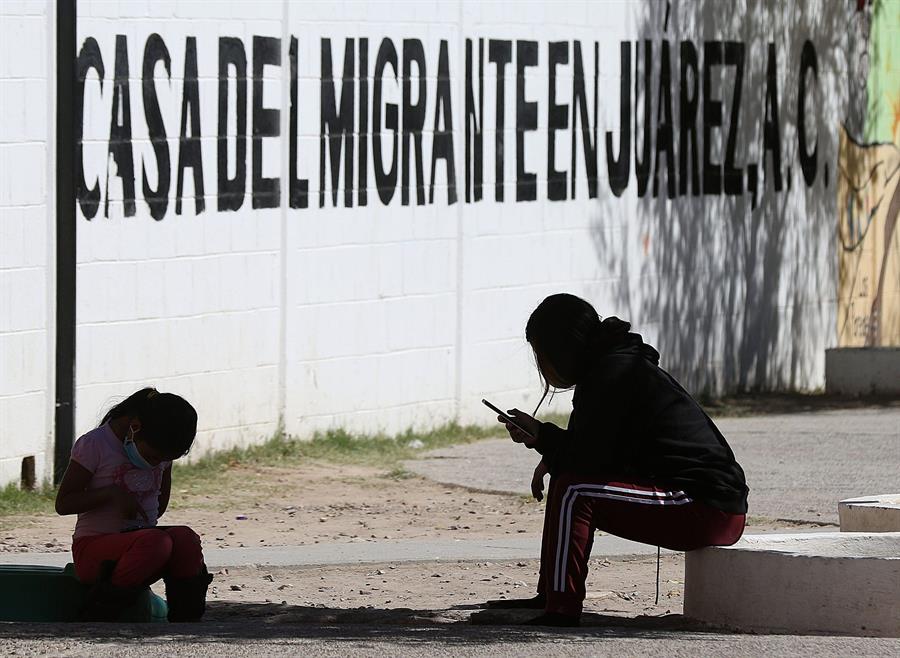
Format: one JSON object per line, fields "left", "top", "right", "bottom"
{"left": 533, "top": 331, "right": 749, "bottom": 515}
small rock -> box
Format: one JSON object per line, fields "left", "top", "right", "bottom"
{"left": 230, "top": 585, "right": 242, "bottom": 591}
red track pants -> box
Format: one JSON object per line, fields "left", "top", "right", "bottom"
{"left": 538, "top": 472, "right": 745, "bottom": 616}
{"left": 73, "top": 526, "right": 204, "bottom": 588}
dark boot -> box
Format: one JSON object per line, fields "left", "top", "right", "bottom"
{"left": 79, "top": 561, "right": 145, "bottom": 622}
{"left": 164, "top": 565, "right": 213, "bottom": 622}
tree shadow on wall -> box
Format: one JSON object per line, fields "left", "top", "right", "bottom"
{"left": 593, "top": 0, "right": 849, "bottom": 395}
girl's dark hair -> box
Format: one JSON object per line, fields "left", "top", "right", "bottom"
{"left": 100, "top": 388, "right": 197, "bottom": 459}
{"left": 526, "top": 293, "right": 631, "bottom": 412}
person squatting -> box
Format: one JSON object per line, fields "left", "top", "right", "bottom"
{"left": 55, "top": 389, "right": 212, "bottom": 622}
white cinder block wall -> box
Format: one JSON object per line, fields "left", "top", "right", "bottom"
{"left": 74, "top": 1, "right": 285, "bottom": 457}
{"left": 1, "top": 0, "right": 849, "bottom": 486}
{"left": 0, "top": 1, "right": 53, "bottom": 487}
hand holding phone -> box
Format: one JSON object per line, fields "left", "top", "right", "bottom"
{"left": 482, "top": 399, "right": 537, "bottom": 444}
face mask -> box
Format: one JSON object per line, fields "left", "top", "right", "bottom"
{"left": 124, "top": 426, "right": 154, "bottom": 470}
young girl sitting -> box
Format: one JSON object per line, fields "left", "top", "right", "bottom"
{"left": 55, "top": 387, "right": 213, "bottom": 622}
{"left": 492, "top": 294, "right": 749, "bottom": 627}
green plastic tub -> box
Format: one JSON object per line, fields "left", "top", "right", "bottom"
{"left": 0, "top": 563, "right": 167, "bottom": 622}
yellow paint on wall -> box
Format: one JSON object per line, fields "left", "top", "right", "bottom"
{"left": 837, "top": 128, "right": 900, "bottom": 346}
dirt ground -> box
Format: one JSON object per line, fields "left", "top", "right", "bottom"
{"left": 0, "top": 463, "right": 549, "bottom": 554}
{"left": 1, "top": 461, "right": 806, "bottom": 619}
{"left": 0, "top": 461, "right": 800, "bottom": 555}
{"left": 182, "top": 554, "right": 689, "bottom": 625}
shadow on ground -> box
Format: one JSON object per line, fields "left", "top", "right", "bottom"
{"left": 0, "top": 601, "right": 731, "bottom": 645}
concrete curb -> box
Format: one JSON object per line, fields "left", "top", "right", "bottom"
{"left": 839, "top": 494, "right": 900, "bottom": 532}
{"left": 685, "top": 532, "right": 900, "bottom": 638}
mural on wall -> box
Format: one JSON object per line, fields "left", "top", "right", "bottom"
{"left": 838, "top": 0, "right": 900, "bottom": 347}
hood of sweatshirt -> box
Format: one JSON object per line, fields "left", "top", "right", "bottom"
{"left": 603, "top": 332, "right": 661, "bottom": 366}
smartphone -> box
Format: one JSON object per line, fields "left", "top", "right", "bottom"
{"left": 482, "top": 399, "right": 535, "bottom": 438}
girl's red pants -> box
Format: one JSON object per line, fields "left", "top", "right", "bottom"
{"left": 538, "top": 472, "right": 745, "bottom": 616}
{"left": 73, "top": 526, "right": 204, "bottom": 588}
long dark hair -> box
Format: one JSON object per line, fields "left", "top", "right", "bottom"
{"left": 100, "top": 387, "right": 197, "bottom": 459}
{"left": 526, "top": 294, "right": 630, "bottom": 413}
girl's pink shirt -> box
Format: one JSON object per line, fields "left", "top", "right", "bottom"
{"left": 69, "top": 424, "right": 171, "bottom": 540}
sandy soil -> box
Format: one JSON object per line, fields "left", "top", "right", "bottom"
{"left": 1, "top": 460, "right": 805, "bottom": 617}
{"left": 192, "top": 554, "right": 688, "bottom": 623}
{"left": 0, "top": 463, "right": 547, "bottom": 554}
{"left": 0, "top": 460, "right": 809, "bottom": 555}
